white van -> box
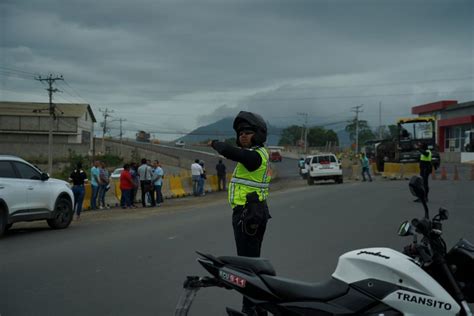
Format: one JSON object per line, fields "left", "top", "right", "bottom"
{"left": 307, "top": 153, "right": 343, "bottom": 185}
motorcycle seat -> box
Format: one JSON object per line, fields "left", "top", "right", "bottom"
{"left": 218, "top": 256, "right": 276, "bottom": 276}
{"left": 260, "top": 275, "right": 349, "bottom": 302}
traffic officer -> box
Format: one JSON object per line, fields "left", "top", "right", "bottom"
{"left": 211, "top": 111, "right": 271, "bottom": 316}
{"left": 416, "top": 142, "right": 432, "bottom": 202}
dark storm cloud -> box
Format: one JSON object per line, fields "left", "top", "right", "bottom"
{"left": 1, "top": 0, "right": 473, "bottom": 137}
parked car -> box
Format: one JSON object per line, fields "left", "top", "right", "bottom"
{"left": 175, "top": 140, "right": 185, "bottom": 147}
{"left": 270, "top": 151, "right": 282, "bottom": 162}
{"left": 111, "top": 167, "right": 124, "bottom": 180}
{"left": 0, "top": 155, "right": 75, "bottom": 236}
{"left": 307, "top": 153, "right": 343, "bottom": 185}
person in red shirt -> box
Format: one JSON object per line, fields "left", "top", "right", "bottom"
{"left": 120, "top": 164, "right": 135, "bottom": 208}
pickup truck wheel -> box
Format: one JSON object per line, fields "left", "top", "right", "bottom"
{"left": 47, "top": 197, "right": 73, "bottom": 229}
{"left": 307, "top": 177, "right": 314, "bottom": 185}
{"left": 336, "top": 176, "right": 343, "bottom": 184}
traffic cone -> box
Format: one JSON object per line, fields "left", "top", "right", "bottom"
{"left": 440, "top": 166, "right": 448, "bottom": 180}
{"left": 453, "top": 165, "right": 460, "bottom": 181}
{"left": 432, "top": 168, "right": 437, "bottom": 180}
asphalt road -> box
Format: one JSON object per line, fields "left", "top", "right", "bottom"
{"left": 1, "top": 175, "right": 473, "bottom": 315}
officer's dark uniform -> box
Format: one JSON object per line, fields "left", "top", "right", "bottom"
{"left": 211, "top": 111, "right": 271, "bottom": 316}
{"left": 419, "top": 144, "right": 432, "bottom": 201}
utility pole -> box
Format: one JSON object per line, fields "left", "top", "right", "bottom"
{"left": 118, "top": 118, "right": 126, "bottom": 142}
{"left": 35, "top": 74, "right": 63, "bottom": 175}
{"left": 99, "top": 108, "right": 113, "bottom": 155}
{"left": 111, "top": 118, "right": 126, "bottom": 155}
{"left": 297, "top": 112, "right": 309, "bottom": 154}
{"left": 351, "top": 105, "right": 363, "bottom": 154}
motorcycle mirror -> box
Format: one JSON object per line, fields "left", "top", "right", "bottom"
{"left": 398, "top": 221, "right": 413, "bottom": 236}
{"left": 409, "top": 176, "right": 425, "bottom": 200}
{"left": 438, "top": 208, "right": 449, "bottom": 220}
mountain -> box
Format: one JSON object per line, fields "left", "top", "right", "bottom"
{"left": 177, "top": 117, "right": 283, "bottom": 146}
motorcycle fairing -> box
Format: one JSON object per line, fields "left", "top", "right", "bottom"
{"left": 333, "top": 247, "right": 460, "bottom": 315}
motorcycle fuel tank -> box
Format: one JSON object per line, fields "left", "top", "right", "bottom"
{"left": 332, "top": 247, "right": 460, "bottom": 316}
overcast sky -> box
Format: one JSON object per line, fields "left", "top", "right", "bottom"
{"left": 1, "top": 0, "right": 473, "bottom": 140}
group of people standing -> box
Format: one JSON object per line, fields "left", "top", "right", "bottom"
{"left": 68, "top": 160, "right": 111, "bottom": 220}
{"left": 119, "top": 159, "right": 164, "bottom": 209}
{"left": 190, "top": 159, "right": 227, "bottom": 197}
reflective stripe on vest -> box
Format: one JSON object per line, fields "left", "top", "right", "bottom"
{"left": 230, "top": 177, "right": 270, "bottom": 188}
{"left": 228, "top": 147, "right": 271, "bottom": 208}
{"left": 420, "top": 149, "right": 432, "bottom": 162}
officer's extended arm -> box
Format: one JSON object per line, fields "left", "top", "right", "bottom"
{"left": 211, "top": 141, "right": 262, "bottom": 171}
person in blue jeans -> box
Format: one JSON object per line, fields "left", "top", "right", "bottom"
{"left": 69, "top": 162, "right": 88, "bottom": 220}
{"left": 198, "top": 160, "right": 206, "bottom": 196}
{"left": 360, "top": 153, "right": 373, "bottom": 182}
{"left": 191, "top": 159, "right": 203, "bottom": 196}
{"left": 90, "top": 160, "right": 100, "bottom": 210}
{"left": 152, "top": 160, "right": 164, "bottom": 206}
{"left": 98, "top": 161, "right": 110, "bottom": 209}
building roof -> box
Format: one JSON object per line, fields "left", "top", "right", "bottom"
{"left": 0, "top": 101, "right": 97, "bottom": 122}
{"left": 443, "top": 100, "right": 474, "bottom": 112}
{"left": 411, "top": 100, "right": 458, "bottom": 115}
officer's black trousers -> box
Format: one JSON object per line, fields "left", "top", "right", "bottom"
{"left": 232, "top": 203, "right": 269, "bottom": 315}
{"left": 419, "top": 163, "right": 432, "bottom": 200}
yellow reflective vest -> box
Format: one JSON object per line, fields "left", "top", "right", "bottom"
{"left": 420, "top": 149, "right": 432, "bottom": 162}
{"left": 228, "top": 147, "right": 271, "bottom": 208}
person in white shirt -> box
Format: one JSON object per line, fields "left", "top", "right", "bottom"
{"left": 152, "top": 160, "right": 164, "bottom": 206}
{"left": 138, "top": 158, "right": 155, "bottom": 207}
{"left": 191, "top": 159, "right": 203, "bottom": 196}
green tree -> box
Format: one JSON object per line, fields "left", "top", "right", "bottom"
{"left": 279, "top": 125, "right": 338, "bottom": 147}
{"left": 345, "top": 119, "right": 376, "bottom": 148}
{"left": 307, "top": 127, "right": 339, "bottom": 147}
{"left": 278, "top": 125, "right": 304, "bottom": 146}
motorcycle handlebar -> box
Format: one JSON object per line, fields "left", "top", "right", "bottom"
{"left": 411, "top": 218, "right": 430, "bottom": 236}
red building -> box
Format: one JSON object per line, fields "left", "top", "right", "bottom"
{"left": 412, "top": 100, "right": 474, "bottom": 152}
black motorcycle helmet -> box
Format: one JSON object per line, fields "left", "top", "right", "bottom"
{"left": 233, "top": 111, "right": 267, "bottom": 147}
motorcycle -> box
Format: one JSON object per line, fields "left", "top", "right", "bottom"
{"left": 176, "top": 175, "right": 474, "bottom": 315}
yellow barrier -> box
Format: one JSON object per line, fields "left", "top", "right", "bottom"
{"left": 351, "top": 164, "right": 361, "bottom": 180}
{"left": 113, "top": 180, "right": 121, "bottom": 201}
{"left": 83, "top": 183, "right": 92, "bottom": 210}
{"left": 208, "top": 175, "right": 219, "bottom": 192}
{"left": 382, "top": 163, "right": 419, "bottom": 179}
{"left": 161, "top": 177, "right": 174, "bottom": 199}
{"left": 371, "top": 163, "right": 379, "bottom": 175}
{"left": 169, "top": 175, "right": 186, "bottom": 198}
{"left": 400, "top": 163, "right": 420, "bottom": 179}
{"left": 382, "top": 163, "right": 402, "bottom": 179}
{"left": 180, "top": 176, "right": 194, "bottom": 196}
